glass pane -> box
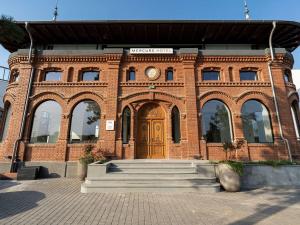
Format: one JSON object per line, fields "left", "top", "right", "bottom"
{"left": 122, "top": 107, "right": 131, "bottom": 144}
{"left": 203, "top": 71, "right": 220, "bottom": 80}
{"left": 45, "top": 71, "right": 61, "bottom": 81}
{"left": 291, "top": 103, "right": 300, "bottom": 138}
{"left": 0, "top": 105, "right": 12, "bottom": 141}
{"left": 242, "top": 100, "right": 273, "bottom": 143}
{"left": 70, "top": 101, "right": 100, "bottom": 143}
{"left": 202, "top": 100, "right": 232, "bottom": 143}
{"left": 240, "top": 71, "right": 257, "bottom": 80}
{"left": 167, "top": 70, "right": 173, "bottom": 80}
{"left": 30, "top": 101, "right": 62, "bottom": 143}
{"left": 129, "top": 70, "right": 135, "bottom": 80}
{"left": 284, "top": 74, "right": 290, "bottom": 82}
{"left": 172, "top": 107, "right": 181, "bottom": 143}
{"left": 82, "top": 71, "right": 99, "bottom": 81}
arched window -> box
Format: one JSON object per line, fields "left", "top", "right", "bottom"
{"left": 171, "top": 106, "right": 181, "bottom": 143}
{"left": 127, "top": 67, "right": 136, "bottom": 81}
{"left": 70, "top": 100, "right": 100, "bottom": 143}
{"left": 202, "top": 100, "right": 232, "bottom": 143}
{"left": 166, "top": 68, "right": 174, "bottom": 81}
{"left": 291, "top": 101, "right": 300, "bottom": 139}
{"left": 241, "top": 100, "right": 273, "bottom": 143}
{"left": 122, "top": 107, "right": 131, "bottom": 144}
{"left": 0, "top": 103, "right": 12, "bottom": 142}
{"left": 30, "top": 100, "right": 62, "bottom": 143}
{"left": 284, "top": 70, "right": 292, "bottom": 83}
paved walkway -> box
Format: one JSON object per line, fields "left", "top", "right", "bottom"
{"left": 0, "top": 179, "right": 299, "bottom": 225}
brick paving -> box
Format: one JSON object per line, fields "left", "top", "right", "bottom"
{"left": 0, "top": 179, "right": 299, "bottom": 225}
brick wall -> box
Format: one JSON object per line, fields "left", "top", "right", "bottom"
{"left": 0, "top": 50, "right": 299, "bottom": 163}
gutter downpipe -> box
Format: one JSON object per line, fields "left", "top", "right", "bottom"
{"left": 267, "top": 21, "right": 293, "bottom": 162}
{"left": 10, "top": 22, "right": 36, "bottom": 172}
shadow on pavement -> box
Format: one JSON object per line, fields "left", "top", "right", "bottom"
{"left": 0, "top": 191, "right": 45, "bottom": 219}
{"left": 228, "top": 188, "right": 300, "bottom": 225}
{"left": 0, "top": 180, "right": 21, "bottom": 191}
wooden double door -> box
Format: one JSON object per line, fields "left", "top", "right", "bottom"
{"left": 137, "top": 103, "right": 165, "bottom": 159}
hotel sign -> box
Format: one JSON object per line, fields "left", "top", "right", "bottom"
{"left": 130, "top": 48, "right": 173, "bottom": 54}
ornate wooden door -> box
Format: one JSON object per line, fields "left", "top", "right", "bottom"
{"left": 137, "top": 103, "right": 165, "bottom": 159}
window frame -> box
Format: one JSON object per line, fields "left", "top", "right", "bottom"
{"left": 43, "top": 70, "right": 62, "bottom": 82}
{"left": 166, "top": 67, "right": 174, "bottom": 81}
{"left": 30, "top": 100, "right": 62, "bottom": 144}
{"left": 171, "top": 106, "right": 181, "bottom": 143}
{"left": 201, "top": 99, "right": 233, "bottom": 143}
{"left": 239, "top": 68, "right": 258, "bottom": 81}
{"left": 284, "top": 69, "right": 293, "bottom": 83}
{"left": 241, "top": 100, "right": 274, "bottom": 143}
{"left": 79, "top": 67, "right": 100, "bottom": 82}
{"left": 202, "top": 68, "right": 221, "bottom": 81}
{"left": 81, "top": 71, "right": 100, "bottom": 81}
{"left": 127, "top": 67, "right": 136, "bottom": 81}
{"left": 122, "top": 107, "right": 131, "bottom": 144}
{"left": 291, "top": 101, "right": 300, "bottom": 139}
{"left": 69, "top": 100, "right": 101, "bottom": 143}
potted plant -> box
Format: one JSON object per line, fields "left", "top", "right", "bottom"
{"left": 218, "top": 139, "right": 244, "bottom": 192}
{"left": 78, "top": 145, "right": 106, "bottom": 180}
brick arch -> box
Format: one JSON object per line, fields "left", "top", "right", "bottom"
{"left": 199, "top": 91, "right": 235, "bottom": 109}
{"left": 287, "top": 91, "right": 299, "bottom": 104}
{"left": 3, "top": 92, "right": 16, "bottom": 104}
{"left": 121, "top": 91, "right": 185, "bottom": 113}
{"left": 67, "top": 92, "right": 105, "bottom": 115}
{"left": 236, "top": 91, "right": 274, "bottom": 113}
{"left": 31, "top": 92, "right": 65, "bottom": 104}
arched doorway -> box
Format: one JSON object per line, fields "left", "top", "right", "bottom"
{"left": 137, "top": 103, "right": 166, "bottom": 159}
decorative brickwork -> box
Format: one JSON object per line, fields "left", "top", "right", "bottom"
{"left": 0, "top": 50, "right": 299, "bottom": 164}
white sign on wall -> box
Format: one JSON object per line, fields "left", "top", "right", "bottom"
{"left": 106, "top": 120, "right": 115, "bottom": 131}
{"left": 130, "top": 48, "right": 173, "bottom": 54}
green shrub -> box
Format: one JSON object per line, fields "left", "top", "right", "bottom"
{"left": 220, "top": 160, "right": 244, "bottom": 176}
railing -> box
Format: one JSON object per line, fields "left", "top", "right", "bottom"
{"left": 0, "top": 66, "right": 10, "bottom": 81}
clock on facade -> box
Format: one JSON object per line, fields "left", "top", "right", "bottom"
{"left": 145, "top": 67, "right": 160, "bottom": 80}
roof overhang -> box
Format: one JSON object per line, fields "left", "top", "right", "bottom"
{"left": 2, "top": 20, "right": 300, "bottom": 52}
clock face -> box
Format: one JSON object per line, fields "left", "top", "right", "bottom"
{"left": 145, "top": 67, "right": 160, "bottom": 80}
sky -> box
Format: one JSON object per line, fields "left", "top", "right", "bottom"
{"left": 1, "top": 0, "right": 300, "bottom": 68}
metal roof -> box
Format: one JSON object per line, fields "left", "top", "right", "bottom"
{"left": 2, "top": 20, "right": 300, "bottom": 52}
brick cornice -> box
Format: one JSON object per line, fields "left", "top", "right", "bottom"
{"left": 124, "top": 55, "right": 181, "bottom": 63}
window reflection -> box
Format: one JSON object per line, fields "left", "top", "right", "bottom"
{"left": 0, "top": 104, "right": 12, "bottom": 142}
{"left": 45, "top": 71, "right": 61, "bottom": 81}
{"left": 240, "top": 71, "right": 257, "bottom": 81}
{"left": 128, "top": 68, "right": 135, "bottom": 81}
{"left": 167, "top": 68, "right": 174, "bottom": 81}
{"left": 122, "top": 107, "right": 131, "bottom": 144}
{"left": 30, "top": 101, "right": 62, "bottom": 143}
{"left": 70, "top": 100, "right": 100, "bottom": 143}
{"left": 82, "top": 71, "right": 99, "bottom": 81}
{"left": 202, "top": 71, "right": 220, "bottom": 81}
{"left": 171, "top": 106, "right": 181, "bottom": 143}
{"left": 241, "top": 100, "right": 273, "bottom": 143}
{"left": 202, "top": 100, "right": 232, "bottom": 143}
{"left": 291, "top": 101, "right": 300, "bottom": 139}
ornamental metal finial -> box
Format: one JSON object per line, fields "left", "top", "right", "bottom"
{"left": 244, "top": 0, "right": 251, "bottom": 20}
{"left": 53, "top": 0, "right": 59, "bottom": 21}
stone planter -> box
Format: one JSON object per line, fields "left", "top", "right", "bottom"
{"left": 218, "top": 163, "right": 241, "bottom": 192}
{"left": 78, "top": 162, "right": 88, "bottom": 181}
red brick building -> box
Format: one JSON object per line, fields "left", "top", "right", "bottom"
{"left": 0, "top": 20, "right": 300, "bottom": 174}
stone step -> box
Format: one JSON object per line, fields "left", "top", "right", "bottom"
{"left": 108, "top": 166, "right": 196, "bottom": 173}
{"left": 85, "top": 177, "right": 216, "bottom": 185}
{"left": 108, "top": 160, "right": 210, "bottom": 167}
{"left": 81, "top": 183, "right": 220, "bottom": 193}
{"left": 105, "top": 171, "right": 213, "bottom": 178}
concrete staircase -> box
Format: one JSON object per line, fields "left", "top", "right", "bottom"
{"left": 81, "top": 160, "right": 220, "bottom": 193}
